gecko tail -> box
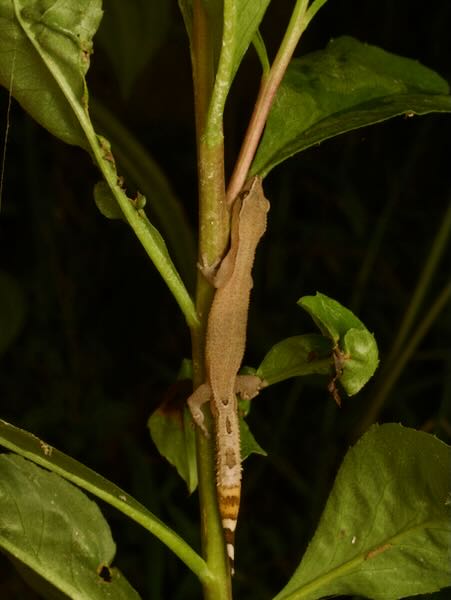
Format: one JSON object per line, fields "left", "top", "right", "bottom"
{"left": 218, "top": 485, "right": 240, "bottom": 576}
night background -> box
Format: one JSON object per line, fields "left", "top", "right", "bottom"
{"left": 0, "top": 1, "right": 450, "bottom": 598}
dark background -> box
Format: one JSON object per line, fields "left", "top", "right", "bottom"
{"left": 0, "top": 1, "right": 450, "bottom": 598}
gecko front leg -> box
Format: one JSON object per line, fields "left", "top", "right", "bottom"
{"left": 235, "top": 375, "right": 266, "bottom": 400}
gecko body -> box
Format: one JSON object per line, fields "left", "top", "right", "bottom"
{"left": 188, "top": 176, "right": 269, "bottom": 573}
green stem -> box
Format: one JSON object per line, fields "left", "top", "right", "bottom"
{"left": 189, "top": 2, "right": 233, "bottom": 597}
{"left": 227, "top": 0, "right": 313, "bottom": 203}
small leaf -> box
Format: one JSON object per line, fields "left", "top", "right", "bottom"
{"left": 252, "top": 36, "right": 451, "bottom": 176}
{"left": 0, "top": 0, "right": 103, "bottom": 150}
{"left": 148, "top": 380, "right": 198, "bottom": 494}
{"left": 339, "top": 327, "right": 379, "bottom": 396}
{"left": 298, "top": 293, "right": 379, "bottom": 397}
{"left": 0, "top": 454, "right": 141, "bottom": 599}
{"left": 95, "top": 0, "right": 171, "bottom": 98}
{"left": 299, "top": 293, "right": 366, "bottom": 343}
{"left": 94, "top": 180, "right": 124, "bottom": 220}
{"left": 257, "top": 334, "right": 333, "bottom": 385}
{"left": 274, "top": 424, "right": 451, "bottom": 600}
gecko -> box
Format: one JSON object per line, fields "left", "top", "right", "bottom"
{"left": 188, "top": 175, "right": 269, "bottom": 574}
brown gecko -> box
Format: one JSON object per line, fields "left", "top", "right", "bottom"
{"left": 188, "top": 176, "right": 269, "bottom": 574}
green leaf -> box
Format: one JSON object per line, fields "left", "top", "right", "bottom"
{"left": 0, "top": 454, "right": 140, "bottom": 599}
{"left": 148, "top": 379, "right": 198, "bottom": 494}
{"left": 0, "top": 271, "right": 26, "bottom": 357}
{"left": 299, "top": 293, "right": 366, "bottom": 343}
{"left": 252, "top": 36, "right": 451, "bottom": 176}
{"left": 94, "top": 180, "right": 124, "bottom": 220}
{"left": 273, "top": 424, "right": 451, "bottom": 600}
{"left": 0, "top": 419, "right": 209, "bottom": 581}
{"left": 95, "top": 0, "right": 171, "bottom": 98}
{"left": 257, "top": 334, "right": 333, "bottom": 385}
{"left": 299, "top": 293, "right": 379, "bottom": 397}
{"left": 0, "top": 0, "right": 103, "bottom": 150}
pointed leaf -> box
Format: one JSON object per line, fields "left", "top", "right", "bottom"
{"left": 274, "top": 424, "right": 451, "bottom": 600}
{"left": 252, "top": 36, "right": 451, "bottom": 176}
{"left": 299, "top": 293, "right": 379, "bottom": 397}
{"left": 0, "top": 0, "right": 103, "bottom": 150}
{"left": 0, "top": 454, "right": 140, "bottom": 599}
{"left": 229, "top": 0, "right": 271, "bottom": 80}
{"left": 178, "top": 0, "right": 270, "bottom": 82}
{"left": 257, "top": 334, "right": 333, "bottom": 385}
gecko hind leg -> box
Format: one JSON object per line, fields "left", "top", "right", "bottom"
{"left": 187, "top": 383, "right": 211, "bottom": 437}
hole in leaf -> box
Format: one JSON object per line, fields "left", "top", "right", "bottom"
{"left": 97, "top": 564, "right": 113, "bottom": 583}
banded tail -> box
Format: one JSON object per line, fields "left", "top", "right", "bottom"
{"left": 218, "top": 485, "right": 240, "bottom": 575}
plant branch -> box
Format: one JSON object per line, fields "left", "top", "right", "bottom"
{"left": 227, "top": 0, "right": 313, "bottom": 203}
{"left": 189, "top": 1, "right": 233, "bottom": 597}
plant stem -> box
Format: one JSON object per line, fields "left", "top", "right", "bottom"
{"left": 227, "top": 0, "right": 311, "bottom": 203}
{"left": 189, "top": 1, "right": 233, "bottom": 597}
